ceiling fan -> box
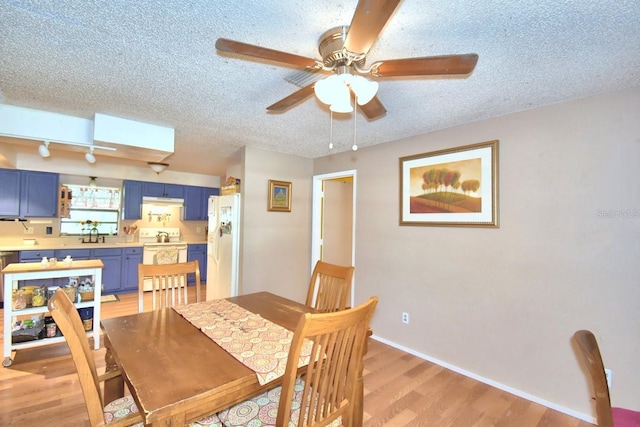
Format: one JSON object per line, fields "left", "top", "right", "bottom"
{"left": 215, "top": 0, "right": 478, "bottom": 120}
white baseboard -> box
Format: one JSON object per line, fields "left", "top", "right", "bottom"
{"left": 370, "top": 335, "right": 595, "bottom": 424}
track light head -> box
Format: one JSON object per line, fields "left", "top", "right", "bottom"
{"left": 85, "top": 147, "right": 96, "bottom": 164}
{"left": 38, "top": 141, "right": 50, "bottom": 158}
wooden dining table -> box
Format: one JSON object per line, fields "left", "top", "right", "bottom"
{"left": 101, "top": 292, "right": 321, "bottom": 426}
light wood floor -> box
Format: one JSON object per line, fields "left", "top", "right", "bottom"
{"left": 0, "top": 289, "right": 594, "bottom": 426}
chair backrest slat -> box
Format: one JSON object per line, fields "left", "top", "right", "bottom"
{"left": 306, "top": 261, "right": 355, "bottom": 313}
{"left": 138, "top": 260, "right": 201, "bottom": 312}
{"left": 278, "top": 296, "right": 378, "bottom": 426}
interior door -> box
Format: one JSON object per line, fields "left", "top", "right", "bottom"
{"left": 311, "top": 170, "right": 356, "bottom": 306}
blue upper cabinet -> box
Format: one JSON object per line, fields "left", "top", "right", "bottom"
{"left": 143, "top": 182, "right": 184, "bottom": 198}
{"left": 0, "top": 169, "right": 58, "bottom": 218}
{"left": 183, "top": 185, "right": 204, "bottom": 220}
{"left": 0, "top": 169, "right": 60, "bottom": 218}
{"left": 183, "top": 186, "right": 219, "bottom": 221}
{"left": 19, "top": 171, "right": 59, "bottom": 217}
{"left": 202, "top": 187, "right": 219, "bottom": 219}
{"left": 0, "top": 169, "right": 21, "bottom": 216}
{"left": 122, "top": 180, "right": 143, "bottom": 220}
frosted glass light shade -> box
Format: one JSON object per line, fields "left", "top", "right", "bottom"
{"left": 315, "top": 75, "right": 347, "bottom": 106}
{"left": 148, "top": 162, "right": 169, "bottom": 174}
{"left": 351, "top": 75, "right": 379, "bottom": 105}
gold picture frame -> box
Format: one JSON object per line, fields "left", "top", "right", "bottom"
{"left": 399, "top": 140, "right": 499, "bottom": 227}
{"left": 268, "top": 180, "right": 292, "bottom": 212}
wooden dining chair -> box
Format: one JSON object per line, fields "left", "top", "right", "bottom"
{"left": 305, "top": 260, "right": 355, "bottom": 313}
{"left": 48, "top": 288, "right": 144, "bottom": 426}
{"left": 138, "top": 260, "right": 202, "bottom": 313}
{"left": 217, "top": 296, "right": 378, "bottom": 427}
{"left": 573, "top": 330, "right": 640, "bottom": 427}
{"left": 49, "top": 289, "right": 223, "bottom": 427}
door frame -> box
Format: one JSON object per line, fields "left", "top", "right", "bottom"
{"left": 311, "top": 169, "right": 357, "bottom": 307}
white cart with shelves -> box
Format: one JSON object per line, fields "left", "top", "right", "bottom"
{"left": 2, "top": 259, "right": 103, "bottom": 367}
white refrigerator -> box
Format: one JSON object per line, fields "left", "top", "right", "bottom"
{"left": 206, "top": 194, "right": 241, "bottom": 300}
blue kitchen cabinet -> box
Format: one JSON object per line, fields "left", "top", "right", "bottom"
{"left": 91, "top": 248, "right": 122, "bottom": 294}
{"left": 19, "top": 250, "right": 56, "bottom": 263}
{"left": 187, "top": 243, "right": 207, "bottom": 285}
{"left": 121, "top": 246, "right": 143, "bottom": 292}
{"left": 183, "top": 185, "right": 204, "bottom": 220}
{"left": 202, "top": 187, "right": 218, "bottom": 219}
{"left": 0, "top": 169, "right": 21, "bottom": 216}
{"left": 0, "top": 169, "right": 58, "bottom": 218}
{"left": 143, "top": 182, "right": 184, "bottom": 198}
{"left": 20, "top": 171, "right": 59, "bottom": 217}
{"left": 183, "top": 186, "right": 218, "bottom": 221}
{"left": 122, "top": 180, "right": 143, "bottom": 220}
{"left": 54, "top": 249, "right": 91, "bottom": 260}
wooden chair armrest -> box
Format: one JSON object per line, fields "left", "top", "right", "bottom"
{"left": 98, "top": 370, "right": 123, "bottom": 383}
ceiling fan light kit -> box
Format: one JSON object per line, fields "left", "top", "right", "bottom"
{"left": 216, "top": 0, "right": 478, "bottom": 121}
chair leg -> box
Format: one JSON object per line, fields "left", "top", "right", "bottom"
{"left": 103, "top": 338, "right": 124, "bottom": 404}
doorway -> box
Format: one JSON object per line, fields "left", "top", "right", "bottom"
{"left": 311, "top": 170, "right": 356, "bottom": 306}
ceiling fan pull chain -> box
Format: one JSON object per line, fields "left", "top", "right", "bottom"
{"left": 352, "top": 93, "right": 358, "bottom": 151}
{"left": 329, "top": 110, "right": 334, "bottom": 150}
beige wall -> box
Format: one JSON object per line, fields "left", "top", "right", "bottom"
{"left": 322, "top": 179, "right": 353, "bottom": 267}
{"left": 313, "top": 87, "right": 640, "bottom": 420}
{"left": 239, "top": 146, "right": 313, "bottom": 302}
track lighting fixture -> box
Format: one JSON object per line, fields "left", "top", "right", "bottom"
{"left": 85, "top": 147, "right": 96, "bottom": 164}
{"left": 38, "top": 141, "right": 50, "bottom": 158}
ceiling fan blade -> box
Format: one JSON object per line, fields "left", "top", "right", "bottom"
{"left": 216, "top": 38, "right": 320, "bottom": 68}
{"left": 359, "top": 96, "right": 387, "bottom": 120}
{"left": 266, "top": 83, "right": 316, "bottom": 112}
{"left": 372, "top": 54, "right": 479, "bottom": 77}
{"left": 344, "top": 0, "right": 402, "bottom": 55}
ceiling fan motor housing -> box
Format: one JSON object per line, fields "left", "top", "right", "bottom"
{"left": 319, "top": 26, "right": 365, "bottom": 70}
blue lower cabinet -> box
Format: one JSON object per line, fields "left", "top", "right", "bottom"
{"left": 54, "top": 249, "right": 91, "bottom": 261}
{"left": 121, "top": 247, "right": 142, "bottom": 292}
{"left": 187, "top": 244, "right": 207, "bottom": 285}
{"left": 19, "top": 250, "right": 55, "bottom": 263}
{"left": 91, "top": 248, "right": 122, "bottom": 294}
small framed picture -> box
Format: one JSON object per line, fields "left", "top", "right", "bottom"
{"left": 268, "top": 180, "right": 292, "bottom": 212}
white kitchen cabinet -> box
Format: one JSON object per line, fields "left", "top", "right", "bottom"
{"left": 2, "top": 259, "right": 103, "bottom": 367}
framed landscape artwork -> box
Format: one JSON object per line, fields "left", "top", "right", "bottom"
{"left": 399, "top": 140, "right": 499, "bottom": 227}
{"left": 267, "top": 180, "right": 292, "bottom": 212}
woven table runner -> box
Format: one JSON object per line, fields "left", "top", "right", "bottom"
{"left": 173, "top": 299, "right": 312, "bottom": 385}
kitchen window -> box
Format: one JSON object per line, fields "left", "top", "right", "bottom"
{"left": 60, "top": 184, "right": 121, "bottom": 236}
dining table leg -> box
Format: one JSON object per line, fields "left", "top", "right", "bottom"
{"left": 103, "top": 335, "right": 124, "bottom": 404}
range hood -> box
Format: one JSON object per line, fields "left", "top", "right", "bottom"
{"left": 142, "top": 196, "right": 184, "bottom": 207}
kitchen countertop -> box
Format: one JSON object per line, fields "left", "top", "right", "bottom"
{"left": 0, "top": 240, "right": 207, "bottom": 252}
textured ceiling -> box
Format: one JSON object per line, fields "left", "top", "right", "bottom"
{"left": 1, "top": 0, "right": 639, "bottom": 176}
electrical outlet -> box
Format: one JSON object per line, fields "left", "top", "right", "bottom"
{"left": 605, "top": 368, "right": 612, "bottom": 389}
{"left": 196, "top": 226, "right": 202, "bottom": 233}
{"left": 402, "top": 312, "right": 409, "bottom": 324}
{"left": 24, "top": 226, "right": 34, "bottom": 235}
